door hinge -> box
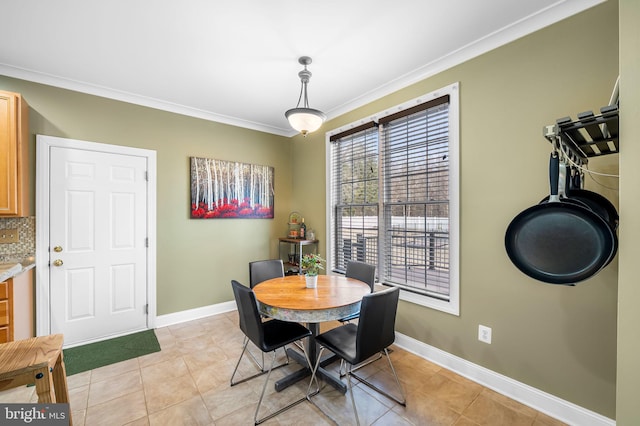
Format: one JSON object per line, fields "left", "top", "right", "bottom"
{"left": 145, "top": 237, "right": 149, "bottom": 247}
{"left": 145, "top": 304, "right": 149, "bottom": 314}
{"left": 145, "top": 171, "right": 149, "bottom": 181}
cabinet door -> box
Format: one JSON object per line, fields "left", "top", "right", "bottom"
{"left": 12, "top": 271, "right": 34, "bottom": 340}
{"left": 0, "top": 92, "right": 18, "bottom": 214}
{"left": 0, "top": 299, "right": 9, "bottom": 326}
{"left": 0, "top": 91, "right": 28, "bottom": 216}
{"left": 0, "top": 281, "right": 9, "bottom": 343}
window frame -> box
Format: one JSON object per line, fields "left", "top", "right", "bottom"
{"left": 326, "top": 82, "right": 460, "bottom": 315}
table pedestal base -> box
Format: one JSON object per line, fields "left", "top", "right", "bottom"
{"left": 274, "top": 347, "right": 346, "bottom": 394}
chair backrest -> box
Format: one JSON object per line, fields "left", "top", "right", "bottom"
{"left": 345, "top": 260, "right": 376, "bottom": 292}
{"left": 249, "top": 259, "right": 284, "bottom": 288}
{"left": 231, "top": 280, "right": 265, "bottom": 350}
{"left": 356, "top": 287, "right": 400, "bottom": 362}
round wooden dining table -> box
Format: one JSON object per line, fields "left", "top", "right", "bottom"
{"left": 253, "top": 274, "right": 370, "bottom": 393}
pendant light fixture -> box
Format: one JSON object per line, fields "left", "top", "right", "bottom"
{"left": 285, "top": 56, "right": 326, "bottom": 136}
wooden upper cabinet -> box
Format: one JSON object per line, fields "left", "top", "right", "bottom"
{"left": 0, "top": 90, "right": 29, "bottom": 216}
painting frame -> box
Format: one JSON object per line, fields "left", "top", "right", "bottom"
{"left": 190, "top": 156, "right": 274, "bottom": 219}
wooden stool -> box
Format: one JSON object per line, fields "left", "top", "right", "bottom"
{"left": 0, "top": 334, "right": 72, "bottom": 424}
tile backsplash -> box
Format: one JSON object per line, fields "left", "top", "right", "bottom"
{"left": 0, "top": 217, "right": 35, "bottom": 261}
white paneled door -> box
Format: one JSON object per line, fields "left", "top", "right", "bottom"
{"left": 47, "top": 144, "right": 150, "bottom": 346}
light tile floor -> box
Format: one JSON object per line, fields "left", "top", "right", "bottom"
{"left": 0, "top": 311, "right": 567, "bottom": 425}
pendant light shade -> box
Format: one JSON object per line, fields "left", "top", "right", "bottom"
{"left": 285, "top": 107, "right": 325, "bottom": 135}
{"left": 285, "top": 56, "right": 326, "bottom": 136}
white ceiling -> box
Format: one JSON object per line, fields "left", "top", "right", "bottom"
{"left": 0, "top": 0, "right": 604, "bottom": 137}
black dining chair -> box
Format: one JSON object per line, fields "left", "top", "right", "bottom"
{"left": 338, "top": 260, "right": 376, "bottom": 323}
{"left": 337, "top": 260, "right": 377, "bottom": 376}
{"left": 249, "top": 259, "right": 284, "bottom": 288}
{"left": 247, "top": 259, "right": 286, "bottom": 369}
{"left": 230, "top": 280, "right": 318, "bottom": 425}
{"left": 307, "top": 286, "right": 405, "bottom": 426}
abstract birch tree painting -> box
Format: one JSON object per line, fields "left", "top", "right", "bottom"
{"left": 190, "top": 157, "right": 274, "bottom": 219}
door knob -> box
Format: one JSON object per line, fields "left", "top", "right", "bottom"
{"left": 53, "top": 246, "right": 63, "bottom": 253}
{"left": 52, "top": 259, "right": 63, "bottom": 267}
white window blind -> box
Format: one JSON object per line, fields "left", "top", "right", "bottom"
{"left": 380, "top": 97, "right": 450, "bottom": 299}
{"left": 330, "top": 124, "right": 379, "bottom": 272}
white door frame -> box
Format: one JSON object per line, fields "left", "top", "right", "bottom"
{"left": 35, "top": 135, "right": 157, "bottom": 337}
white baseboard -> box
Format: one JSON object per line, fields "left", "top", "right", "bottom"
{"left": 394, "top": 333, "right": 615, "bottom": 426}
{"left": 155, "top": 302, "right": 615, "bottom": 426}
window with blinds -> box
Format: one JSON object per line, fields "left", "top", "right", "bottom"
{"left": 330, "top": 124, "right": 379, "bottom": 272}
{"left": 381, "top": 97, "right": 450, "bottom": 299}
{"left": 329, "top": 84, "right": 459, "bottom": 312}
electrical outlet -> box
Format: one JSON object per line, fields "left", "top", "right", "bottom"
{"left": 478, "top": 325, "right": 492, "bottom": 344}
{"left": 0, "top": 228, "right": 19, "bottom": 244}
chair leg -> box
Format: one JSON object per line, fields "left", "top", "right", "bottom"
{"left": 346, "top": 363, "right": 361, "bottom": 426}
{"left": 340, "top": 351, "right": 382, "bottom": 377}
{"left": 306, "top": 347, "right": 325, "bottom": 400}
{"left": 383, "top": 348, "right": 406, "bottom": 405}
{"left": 255, "top": 341, "right": 317, "bottom": 425}
{"left": 254, "top": 351, "right": 276, "bottom": 424}
{"left": 306, "top": 347, "right": 345, "bottom": 425}
{"left": 244, "top": 336, "right": 265, "bottom": 371}
{"left": 308, "top": 347, "right": 362, "bottom": 426}
{"left": 230, "top": 339, "right": 251, "bottom": 385}
{"left": 350, "top": 348, "right": 406, "bottom": 406}
{"left": 233, "top": 339, "right": 292, "bottom": 386}
{"left": 231, "top": 340, "right": 288, "bottom": 386}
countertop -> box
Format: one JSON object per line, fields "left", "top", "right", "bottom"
{"left": 0, "top": 256, "right": 35, "bottom": 282}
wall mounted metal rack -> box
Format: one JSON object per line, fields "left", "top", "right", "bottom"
{"left": 543, "top": 104, "right": 619, "bottom": 163}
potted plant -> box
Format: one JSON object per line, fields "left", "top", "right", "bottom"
{"left": 300, "top": 253, "right": 325, "bottom": 288}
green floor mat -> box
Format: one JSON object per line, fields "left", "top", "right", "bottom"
{"left": 63, "top": 329, "right": 161, "bottom": 376}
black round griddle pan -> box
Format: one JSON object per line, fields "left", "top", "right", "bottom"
{"left": 505, "top": 153, "right": 616, "bottom": 285}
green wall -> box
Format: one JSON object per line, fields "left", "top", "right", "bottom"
{"left": 0, "top": 0, "right": 630, "bottom": 419}
{"left": 0, "top": 77, "right": 293, "bottom": 315}
{"left": 293, "top": 1, "right": 620, "bottom": 419}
